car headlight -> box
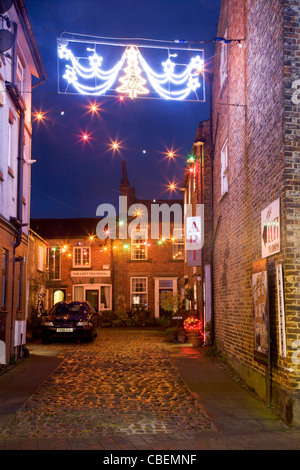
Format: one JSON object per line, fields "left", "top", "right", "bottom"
{"left": 43, "top": 321, "right": 54, "bottom": 326}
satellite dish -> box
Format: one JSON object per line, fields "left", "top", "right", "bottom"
{"left": 0, "top": 0, "right": 13, "bottom": 14}
{"left": 0, "top": 28, "right": 15, "bottom": 53}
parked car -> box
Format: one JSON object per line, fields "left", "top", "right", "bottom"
{"left": 41, "top": 301, "right": 99, "bottom": 343}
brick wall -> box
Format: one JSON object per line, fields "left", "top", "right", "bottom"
{"left": 211, "top": 0, "right": 300, "bottom": 424}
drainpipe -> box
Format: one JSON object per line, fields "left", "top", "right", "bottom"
{"left": 9, "top": 21, "right": 26, "bottom": 362}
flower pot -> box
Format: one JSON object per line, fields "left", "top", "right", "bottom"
{"left": 177, "top": 334, "right": 187, "bottom": 343}
{"left": 190, "top": 336, "right": 203, "bottom": 347}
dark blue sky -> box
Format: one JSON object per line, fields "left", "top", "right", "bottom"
{"left": 26, "top": 0, "right": 221, "bottom": 219}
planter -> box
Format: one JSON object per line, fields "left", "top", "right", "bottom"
{"left": 177, "top": 333, "right": 187, "bottom": 343}
{"left": 190, "top": 336, "right": 203, "bottom": 347}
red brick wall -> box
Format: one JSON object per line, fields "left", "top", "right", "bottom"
{"left": 211, "top": 0, "right": 300, "bottom": 422}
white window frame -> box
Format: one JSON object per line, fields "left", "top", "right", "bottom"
{"left": 172, "top": 228, "right": 184, "bottom": 260}
{"left": 220, "top": 32, "right": 228, "bottom": 89}
{"left": 16, "top": 56, "right": 24, "bottom": 93}
{"left": 73, "top": 246, "right": 91, "bottom": 268}
{"left": 73, "top": 284, "right": 112, "bottom": 311}
{"left": 8, "top": 122, "right": 13, "bottom": 168}
{"left": 131, "top": 229, "right": 148, "bottom": 260}
{"left": 221, "top": 139, "right": 229, "bottom": 196}
{"left": 130, "top": 277, "right": 148, "bottom": 307}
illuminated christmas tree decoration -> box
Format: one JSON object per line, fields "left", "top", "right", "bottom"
{"left": 57, "top": 35, "right": 205, "bottom": 102}
{"left": 117, "top": 46, "right": 149, "bottom": 99}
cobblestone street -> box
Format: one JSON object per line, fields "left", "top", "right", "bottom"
{"left": 0, "top": 329, "right": 213, "bottom": 441}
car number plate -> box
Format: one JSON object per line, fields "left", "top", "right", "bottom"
{"left": 56, "top": 328, "right": 73, "bottom": 332}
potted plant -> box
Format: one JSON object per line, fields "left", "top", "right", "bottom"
{"left": 164, "top": 327, "right": 178, "bottom": 343}
{"left": 177, "top": 327, "right": 187, "bottom": 343}
{"left": 183, "top": 316, "right": 204, "bottom": 347}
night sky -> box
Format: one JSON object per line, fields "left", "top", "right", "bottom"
{"left": 25, "top": 0, "right": 221, "bottom": 219}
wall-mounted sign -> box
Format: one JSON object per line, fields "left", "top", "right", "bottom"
{"left": 185, "top": 216, "right": 203, "bottom": 251}
{"left": 71, "top": 270, "right": 111, "bottom": 277}
{"left": 261, "top": 198, "right": 280, "bottom": 258}
{"left": 253, "top": 259, "right": 269, "bottom": 365}
{"left": 187, "top": 249, "right": 202, "bottom": 266}
{"left": 276, "top": 264, "right": 287, "bottom": 357}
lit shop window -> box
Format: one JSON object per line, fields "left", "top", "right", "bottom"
{"left": 131, "top": 230, "right": 148, "bottom": 260}
{"left": 73, "top": 246, "right": 91, "bottom": 267}
{"left": 131, "top": 277, "right": 147, "bottom": 307}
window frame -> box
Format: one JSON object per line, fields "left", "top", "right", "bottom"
{"left": 130, "top": 229, "right": 148, "bottom": 260}
{"left": 47, "top": 247, "right": 61, "bottom": 280}
{"left": 221, "top": 139, "right": 229, "bottom": 196}
{"left": 220, "top": 31, "right": 228, "bottom": 90}
{"left": 73, "top": 246, "right": 91, "bottom": 268}
{"left": 172, "top": 229, "right": 184, "bottom": 260}
{"left": 130, "top": 277, "right": 148, "bottom": 308}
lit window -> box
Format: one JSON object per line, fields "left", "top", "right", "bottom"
{"left": 131, "top": 230, "right": 148, "bottom": 260}
{"left": 221, "top": 139, "right": 229, "bottom": 196}
{"left": 73, "top": 246, "right": 91, "bottom": 267}
{"left": 48, "top": 247, "right": 61, "bottom": 280}
{"left": 131, "top": 277, "right": 147, "bottom": 307}
{"left": 172, "top": 229, "right": 184, "bottom": 260}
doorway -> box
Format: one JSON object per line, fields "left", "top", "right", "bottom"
{"left": 154, "top": 278, "right": 178, "bottom": 319}
{"left": 85, "top": 289, "right": 99, "bottom": 311}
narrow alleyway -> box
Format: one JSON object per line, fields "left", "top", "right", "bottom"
{"left": 0, "top": 328, "right": 299, "bottom": 450}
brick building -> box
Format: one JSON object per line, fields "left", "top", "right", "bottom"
{"left": 0, "top": 1, "right": 46, "bottom": 364}
{"left": 31, "top": 161, "right": 185, "bottom": 320}
{"left": 182, "top": 0, "right": 300, "bottom": 425}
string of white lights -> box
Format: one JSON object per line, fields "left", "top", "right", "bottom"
{"left": 58, "top": 41, "right": 204, "bottom": 100}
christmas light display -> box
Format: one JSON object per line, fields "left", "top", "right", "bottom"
{"left": 57, "top": 38, "right": 205, "bottom": 101}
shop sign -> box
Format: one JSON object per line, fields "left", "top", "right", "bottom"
{"left": 71, "top": 270, "right": 110, "bottom": 277}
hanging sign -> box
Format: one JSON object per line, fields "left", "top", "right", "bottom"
{"left": 185, "top": 216, "right": 203, "bottom": 251}
{"left": 261, "top": 198, "right": 280, "bottom": 258}
{"left": 187, "top": 249, "right": 201, "bottom": 266}
{"left": 276, "top": 264, "right": 287, "bottom": 357}
{"left": 57, "top": 35, "right": 205, "bottom": 102}
{"left": 253, "top": 259, "right": 269, "bottom": 365}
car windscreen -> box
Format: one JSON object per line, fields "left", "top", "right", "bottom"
{"left": 55, "top": 303, "right": 89, "bottom": 315}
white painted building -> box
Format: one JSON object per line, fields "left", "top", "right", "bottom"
{"left": 0, "top": 0, "right": 46, "bottom": 364}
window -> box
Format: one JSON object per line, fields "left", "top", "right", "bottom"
{"left": 16, "top": 56, "right": 24, "bottom": 93}
{"left": 172, "top": 229, "right": 184, "bottom": 260}
{"left": 38, "top": 246, "right": 45, "bottom": 271}
{"left": 8, "top": 122, "right": 12, "bottom": 169}
{"left": 131, "top": 277, "right": 147, "bottom": 307}
{"left": 48, "top": 247, "right": 61, "bottom": 280}
{"left": 73, "top": 246, "right": 91, "bottom": 267}
{"left": 220, "top": 33, "right": 228, "bottom": 89}
{"left": 131, "top": 230, "right": 148, "bottom": 260}
{"left": 1, "top": 249, "right": 8, "bottom": 308}
{"left": 100, "top": 286, "right": 111, "bottom": 310}
{"left": 221, "top": 139, "right": 228, "bottom": 196}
